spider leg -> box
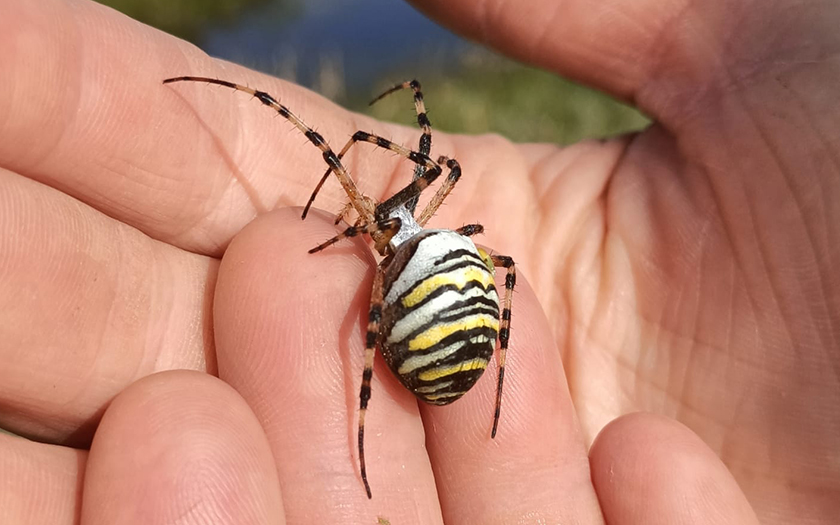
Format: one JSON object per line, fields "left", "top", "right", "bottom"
{"left": 302, "top": 131, "right": 461, "bottom": 226}
{"left": 358, "top": 262, "right": 387, "bottom": 499}
{"left": 414, "top": 155, "right": 463, "bottom": 226}
{"left": 308, "top": 217, "right": 402, "bottom": 254}
{"left": 334, "top": 200, "right": 355, "bottom": 225}
{"left": 375, "top": 154, "right": 457, "bottom": 220}
{"left": 301, "top": 134, "right": 358, "bottom": 220}
{"left": 303, "top": 79, "right": 433, "bottom": 219}
{"left": 370, "top": 79, "right": 432, "bottom": 214}
{"left": 369, "top": 82, "right": 463, "bottom": 226}
{"left": 489, "top": 254, "right": 516, "bottom": 438}
{"left": 301, "top": 166, "right": 334, "bottom": 220}
{"left": 303, "top": 130, "right": 449, "bottom": 223}
{"left": 299, "top": 130, "right": 456, "bottom": 220}
{"left": 162, "top": 76, "right": 375, "bottom": 226}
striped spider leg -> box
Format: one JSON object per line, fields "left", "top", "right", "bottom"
{"left": 371, "top": 80, "right": 432, "bottom": 215}
{"left": 162, "top": 76, "right": 516, "bottom": 500}
{"left": 302, "top": 79, "right": 432, "bottom": 223}
{"left": 161, "top": 76, "right": 456, "bottom": 255}
{"left": 488, "top": 254, "right": 516, "bottom": 438}
{"left": 302, "top": 131, "right": 461, "bottom": 234}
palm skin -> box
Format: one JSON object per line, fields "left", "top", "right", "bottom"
{"left": 0, "top": 0, "right": 837, "bottom": 524}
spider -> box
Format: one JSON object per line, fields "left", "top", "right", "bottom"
{"left": 163, "top": 76, "right": 517, "bottom": 499}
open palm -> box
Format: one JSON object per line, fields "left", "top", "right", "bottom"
{"left": 1, "top": 0, "right": 837, "bottom": 524}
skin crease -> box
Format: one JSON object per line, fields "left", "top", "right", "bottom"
{"left": 0, "top": 0, "right": 837, "bottom": 523}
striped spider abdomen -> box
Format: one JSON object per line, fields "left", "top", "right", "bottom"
{"left": 380, "top": 230, "right": 500, "bottom": 404}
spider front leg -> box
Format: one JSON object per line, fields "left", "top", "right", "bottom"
{"left": 303, "top": 135, "right": 462, "bottom": 229}
{"left": 369, "top": 80, "right": 432, "bottom": 156}
{"left": 163, "top": 76, "right": 377, "bottom": 227}
{"left": 302, "top": 79, "right": 433, "bottom": 219}
{"left": 370, "top": 79, "right": 432, "bottom": 214}
{"left": 302, "top": 131, "right": 446, "bottom": 221}
{"left": 489, "top": 254, "right": 516, "bottom": 438}
{"left": 300, "top": 129, "right": 462, "bottom": 226}
{"left": 300, "top": 136, "right": 355, "bottom": 220}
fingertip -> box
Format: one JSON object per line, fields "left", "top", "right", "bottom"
{"left": 590, "top": 412, "right": 760, "bottom": 525}
{"left": 214, "top": 207, "right": 376, "bottom": 388}
{"left": 0, "top": 432, "right": 84, "bottom": 525}
{"left": 83, "top": 370, "right": 285, "bottom": 525}
{"left": 422, "top": 274, "right": 601, "bottom": 524}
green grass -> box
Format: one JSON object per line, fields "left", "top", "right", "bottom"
{"left": 351, "top": 54, "right": 649, "bottom": 145}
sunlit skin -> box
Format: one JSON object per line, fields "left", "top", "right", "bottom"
{"left": 0, "top": 0, "right": 837, "bottom": 524}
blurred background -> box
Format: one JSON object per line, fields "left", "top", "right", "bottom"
{"left": 98, "top": 0, "right": 648, "bottom": 144}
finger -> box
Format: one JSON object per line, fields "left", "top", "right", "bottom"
{"left": 214, "top": 209, "right": 444, "bottom": 524}
{"left": 421, "top": 274, "right": 604, "bottom": 524}
{"left": 0, "top": 0, "right": 436, "bottom": 256}
{"left": 0, "top": 167, "right": 215, "bottom": 445}
{"left": 0, "top": 433, "right": 84, "bottom": 525}
{"left": 410, "top": 0, "right": 679, "bottom": 101}
{"left": 81, "top": 370, "right": 284, "bottom": 525}
{"left": 410, "top": 0, "right": 836, "bottom": 122}
{"left": 590, "top": 413, "right": 760, "bottom": 525}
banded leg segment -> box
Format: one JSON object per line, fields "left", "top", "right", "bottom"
{"left": 298, "top": 130, "right": 454, "bottom": 220}
{"left": 369, "top": 82, "right": 465, "bottom": 225}
{"left": 358, "top": 263, "right": 387, "bottom": 499}
{"left": 370, "top": 79, "right": 432, "bottom": 214}
{"left": 489, "top": 254, "right": 516, "bottom": 439}
{"left": 370, "top": 80, "right": 432, "bottom": 149}
{"left": 308, "top": 217, "right": 401, "bottom": 254}
{"left": 302, "top": 133, "right": 361, "bottom": 221}
{"left": 302, "top": 137, "right": 460, "bottom": 230}
{"left": 415, "top": 156, "right": 462, "bottom": 227}
{"left": 302, "top": 130, "right": 443, "bottom": 221}
{"left": 304, "top": 77, "right": 437, "bottom": 220}
{"left": 302, "top": 131, "right": 460, "bottom": 227}
{"left": 375, "top": 155, "right": 450, "bottom": 220}
{"left": 162, "top": 76, "right": 375, "bottom": 226}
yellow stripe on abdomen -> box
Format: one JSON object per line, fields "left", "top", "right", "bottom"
{"left": 418, "top": 357, "right": 489, "bottom": 382}
{"left": 422, "top": 391, "right": 464, "bottom": 402}
{"left": 408, "top": 314, "right": 499, "bottom": 351}
{"left": 402, "top": 267, "right": 494, "bottom": 308}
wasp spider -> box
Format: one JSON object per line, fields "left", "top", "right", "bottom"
{"left": 163, "top": 76, "right": 517, "bottom": 499}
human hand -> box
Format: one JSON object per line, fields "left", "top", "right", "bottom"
{"left": 1, "top": 0, "right": 837, "bottom": 524}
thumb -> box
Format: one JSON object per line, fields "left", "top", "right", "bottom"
{"left": 408, "top": 0, "right": 838, "bottom": 126}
